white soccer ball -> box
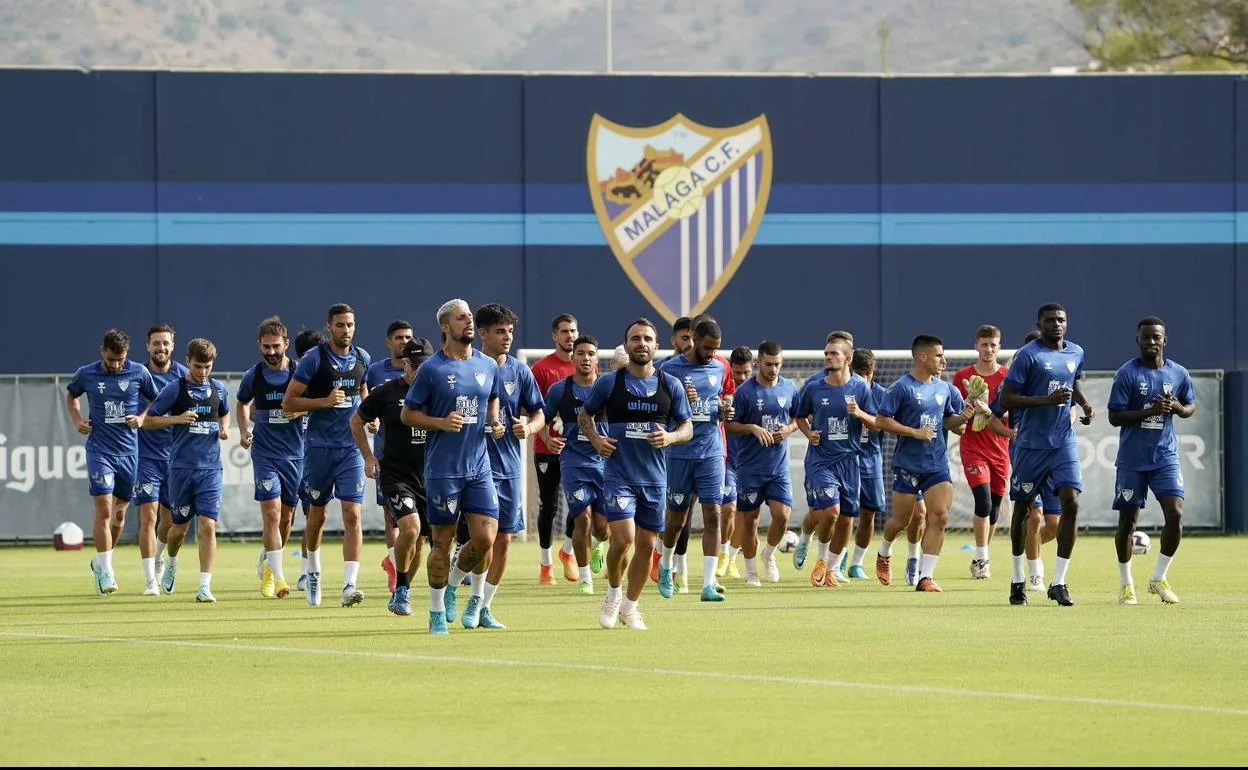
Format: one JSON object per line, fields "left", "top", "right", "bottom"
{"left": 53, "top": 521, "right": 85, "bottom": 550}
{"left": 1131, "top": 530, "right": 1151, "bottom": 555}
{"left": 778, "top": 529, "right": 800, "bottom": 553}
{"left": 653, "top": 165, "right": 704, "bottom": 221}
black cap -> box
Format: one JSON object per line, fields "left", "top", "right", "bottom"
{"left": 398, "top": 337, "right": 434, "bottom": 365}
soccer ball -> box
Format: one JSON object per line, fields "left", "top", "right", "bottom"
{"left": 1131, "top": 530, "right": 1151, "bottom": 555}
{"left": 778, "top": 529, "right": 800, "bottom": 553}
{"left": 53, "top": 522, "right": 84, "bottom": 551}
{"left": 653, "top": 165, "right": 704, "bottom": 221}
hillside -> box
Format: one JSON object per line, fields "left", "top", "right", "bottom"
{"left": 0, "top": 0, "right": 1088, "bottom": 73}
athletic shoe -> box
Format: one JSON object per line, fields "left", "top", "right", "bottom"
{"left": 657, "top": 565, "right": 674, "bottom": 598}
{"left": 428, "top": 610, "right": 450, "bottom": 635}
{"left": 260, "top": 563, "right": 276, "bottom": 599}
{"left": 478, "top": 607, "right": 506, "bottom": 629}
{"left": 296, "top": 573, "right": 308, "bottom": 592}
{"left": 809, "top": 559, "right": 827, "bottom": 587}
{"left": 598, "top": 594, "right": 621, "bottom": 629}
{"left": 161, "top": 560, "right": 178, "bottom": 595}
{"left": 674, "top": 571, "right": 689, "bottom": 594}
{"left": 341, "top": 584, "right": 365, "bottom": 607}
{"left": 905, "top": 558, "right": 919, "bottom": 586}
{"left": 726, "top": 556, "right": 742, "bottom": 579}
{"left": 699, "top": 584, "right": 725, "bottom": 602}
{"left": 715, "top": 553, "right": 730, "bottom": 578}
{"left": 793, "top": 539, "right": 809, "bottom": 570}
{"left": 1009, "top": 581, "right": 1028, "bottom": 605}
{"left": 462, "top": 595, "right": 483, "bottom": 628}
{"left": 590, "top": 541, "right": 607, "bottom": 575}
{"left": 90, "top": 556, "right": 105, "bottom": 596}
{"left": 99, "top": 567, "right": 118, "bottom": 595}
{"left": 821, "top": 569, "right": 841, "bottom": 588}
{"left": 875, "top": 555, "right": 892, "bottom": 586}
{"left": 744, "top": 573, "right": 762, "bottom": 588}
{"left": 848, "top": 564, "right": 868, "bottom": 580}
{"left": 388, "top": 585, "right": 412, "bottom": 616}
{"left": 195, "top": 586, "right": 217, "bottom": 603}
{"left": 558, "top": 549, "right": 578, "bottom": 582}
{"left": 763, "top": 553, "right": 780, "bottom": 583}
{"left": 142, "top": 580, "right": 159, "bottom": 596}
{"left": 1147, "top": 579, "right": 1179, "bottom": 604}
{"left": 1119, "top": 584, "right": 1138, "bottom": 605}
{"left": 381, "top": 554, "right": 397, "bottom": 594}
{"left": 915, "top": 577, "right": 942, "bottom": 593}
{"left": 274, "top": 578, "right": 291, "bottom": 599}
{"left": 539, "top": 564, "right": 557, "bottom": 586}
{"left": 1027, "top": 574, "right": 1045, "bottom": 592}
{"left": 970, "top": 558, "right": 990, "bottom": 579}
{"left": 620, "top": 605, "right": 648, "bottom": 630}
{"left": 444, "top": 584, "right": 458, "bottom": 623}
{"left": 578, "top": 580, "right": 593, "bottom": 596}
{"left": 1047, "top": 583, "right": 1075, "bottom": 606}
{"left": 305, "top": 572, "right": 321, "bottom": 607}
{"left": 155, "top": 557, "right": 166, "bottom": 584}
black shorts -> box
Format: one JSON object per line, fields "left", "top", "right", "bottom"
{"left": 379, "top": 470, "right": 428, "bottom": 533}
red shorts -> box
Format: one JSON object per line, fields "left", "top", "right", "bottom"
{"left": 962, "top": 451, "right": 1008, "bottom": 497}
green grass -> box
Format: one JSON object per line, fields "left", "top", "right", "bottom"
{"left": 2, "top": 535, "right": 1246, "bottom": 766}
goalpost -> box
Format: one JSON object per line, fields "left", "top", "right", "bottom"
{"left": 515, "top": 347, "right": 1012, "bottom": 540}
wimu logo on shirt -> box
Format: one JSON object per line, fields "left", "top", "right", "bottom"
{"left": 627, "top": 400, "right": 660, "bottom": 413}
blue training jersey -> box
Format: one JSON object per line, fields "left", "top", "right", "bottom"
{"left": 732, "top": 376, "right": 801, "bottom": 481}
{"left": 66, "top": 360, "right": 159, "bottom": 457}
{"left": 657, "top": 354, "right": 727, "bottom": 461}
{"left": 1108, "top": 357, "right": 1195, "bottom": 471}
{"left": 856, "top": 381, "right": 887, "bottom": 476}
{"left": 796, "top": 375, "right": 877, "bottom": 467}
{"left": 293, "top": 344, "right": 371, "bottom": 449}
{"left": 404, "top": 349, "right": 499, "bottom": 480}
{"left": 138, "top": 361, "right": 190, "bottom": 462}
{"left": 237, "top": 362, "right": 305, "bottom": 461}
{"left": 147, "top": 378, "right": 230, "bottom": 470}
{"left": 542, "top": 377, "right": 607, "bottom": 471}
{"left": 488, "top": 355, "right": 544, "bottom": 479}
{"left": 879, "top": 373, "right": 962, "bottom": 474}
{"left": 1003, "top": 339, "right": 1084, "bottom": 450}
{"left": 582, "top": 369, "right": 692, "bottom": 487}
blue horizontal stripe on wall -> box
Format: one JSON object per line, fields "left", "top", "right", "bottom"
{"left": 0, "top": 211, "right": 1241, "bottom": 246}
{"left": 0, "top": 181, "right": 1239, "bottom": 215}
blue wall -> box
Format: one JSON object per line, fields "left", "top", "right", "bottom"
{"left": 0, "top": 69, "right": 1243, "bottom": 376}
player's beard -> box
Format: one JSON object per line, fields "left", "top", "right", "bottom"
{"left": 455, "top": 330, "right": 473, "bottom": 346}
{"left": 150, "top": 350, "right": 169, "bottom": 366}
{"left": 334, "top": 333, "right": 353, "bottom": 349}
{"left": 263, "top": 352, "right": 283, "bottom": 367}
{"left": 628, "top": 347, "right": 652, "bottom": 366}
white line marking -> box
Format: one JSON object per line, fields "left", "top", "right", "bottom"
{"left": 3, "top": 630, "right": 1245, "bottom": 718}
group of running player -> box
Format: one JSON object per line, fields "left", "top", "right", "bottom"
{"left": 66, "top": 298, "right": 1194, "bottom": 632}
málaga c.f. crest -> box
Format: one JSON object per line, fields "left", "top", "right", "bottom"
{"left": 586, "top": 113, "right": 773, "bottom": 324}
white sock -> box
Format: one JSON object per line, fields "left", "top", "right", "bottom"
{"left": 592, "top": 533, "right": 607, "bottom": 545}
{"left": 540, "top": 547, "right": 553, "bottom": 566}
{"left": 448, "top": 562, "right": 469, "bottom": 587}
{"left": 607, "top": 584, "right": 622, "bottom": 601}
{"left": 719, "top": 543, "right": 730, "bottom": 556}
{"left": 387, "top": 547, "right": 395, "bottom": 564}
{"left": 799, "top": 530, "right": 812, "bottom": 545}
{"left": 300, "top": 556, "right": 308, "bottom": 577}
{"left": 483, "top": 581, "right": 498, "bottom": 607}
{"left": 975, "top": 546, "right": 989, "bottom": 561}
{"left": 851, "top": 545, "right": 867, "bottom": 568}
{"left": 836, "top": 548, "right": 848, "bottom": 570}
{"left": 1028, "top": 558, "right": 1043, "bottom": 579}
{"left": 429, "top": 586, "right": 446, "bottom": 612}
{"left": 907, "top": 540, "right": 921, "bottom": 560}
{"left": 1051, "top": 556, "right": 1071, "bottom": 586}
{"left": 307, "top": 549, "right": 322, "bottom": 573}
{"left": 141, "top": 557, "right": 156, "bottom": 582}
{"left": 745, "top": 556, "right": 757, "bottom": 575}
{"left": 155, "top": 540, "right": 167, "bottom": 561}
{"left": 878, "top": 536, "right": 895, "bottom": 558}
{"left": 560, "top": 537, "right": 575, "bottom": 555}
{"left": 1011, "top": 555, "right": 1025, "bottom": 582}
{"left": 266, "top": 549, "right": 285, "bottom": 580}
{"left": 675, "top": 554, "right": 687, "bottom": 575}
{"left": 919, "top": 553, "right": 939, "bottom": 580}
{"left": 817, "top": 541, "right": 830, "bottom": 562}
{"left": 100, "top": 549, "right": 114, "bottom": 573}
{"left": 578, "top": 566, "right": 591, "bottom": 582}
{"left": 728, "top": 545, "right": 740, "bottom": 560}
{"left": 470, "top": 570, "right": 486, "bottom": 598}
{"left": 660, "top": 544, "right": 675, "bottom": 569}
{"left": 343, "top": 560, "right": 360, "bottom": 589}
{"left": 621, "top": 597, "right": 637, "bottom": 615}
{"left": 168, "top": 554, "right": 180, "bottom": 567}
{"left": 1119, "top": 560, "right": 1133, "bottom": 585}
{"left": 1152, "top": 553, "right": 1173, "bottom": 582}
{"left": 198, "top": 572, "right": 212, "bottom": 589}
{"left": 702, "top": 556, "right": 717, "bottom": 588}
{"left": 761, "top": 544, "right": 776, "bottom": 562}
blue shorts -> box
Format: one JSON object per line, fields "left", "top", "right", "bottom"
{"left": 303, "top": 446, "right": 365, "bottom": 505}
{"left": 806, "top": 455, "right": 862, "bottom": 516}
{"left": 495, "top": 476, "right": 525, "bottom": 535}
{"left": 722, "top": 463, "right": 738, "bottom": 505}
{"left": 666, "top": 455, "right": 725, "bottom": 510}
{"left": 561, "top": 464, "right": 604, "bottom": 517}
{"left": 169, "top": 467, "right": 223, "bottom": 523}
{"left": 133, "top": 456, "right": 170, "bottom": 508}
{"left": 892, "top": 466, "right": 952, "bottom": 497}
{"left": 602, "top": 481, "right": 666, "bottom": 534}
{"left": 859, "top": 475, "right": 885, "bottom": 513}
{"left": 1113, "top": 464, "right": 1184, "bottom": 510}
{"left": 425, "top": 471, "right": 499, "bottom": 526}
{"left": 1011, "top": 443, "right": 1082, "bottom": 503}
{"left": 87, "top": 451, "right": 137, "bottom": 501}
{"left": 737, "top": 472, "right": 794, "bottom": 511}
{"left": 253, "top": 455, "right": 302, "bottom": 508}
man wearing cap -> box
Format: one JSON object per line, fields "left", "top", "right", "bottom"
{"left": 352, "top": 337, "right": 434, "bottom": 618}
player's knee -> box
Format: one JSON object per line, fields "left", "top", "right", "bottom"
{"left": 971, "top": 484, "right": 992, "bottom": 517}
